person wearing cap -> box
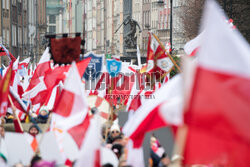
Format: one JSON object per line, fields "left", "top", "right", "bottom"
{"left": 36, "top": 107, "right": 49, "bottom": 124}
{"left": 106, "top": 123, "right": 121, "bottom": 144}
{"left": 12, "top": 105, "right": 40, "bottom": 152}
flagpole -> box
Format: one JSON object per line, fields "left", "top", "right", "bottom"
{"left": 8, "top": 95, "right": 24, "bottom": 132}
{"left": 152, "top": 33, "right": 182, "bottom": 73}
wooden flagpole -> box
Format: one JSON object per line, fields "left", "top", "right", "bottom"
{"left": 8, "top": 95, "right": 24, "bottom": 132}
{"left": 152, "top": 33, "right": 182, "bottom": 73}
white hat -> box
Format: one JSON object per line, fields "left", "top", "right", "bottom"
{"left": 110, "top": 123, "right": 120, "bottom": 133}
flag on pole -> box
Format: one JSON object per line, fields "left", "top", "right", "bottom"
{"left": 75, "top": 116, "right": 101, "bottom": 167}
{"left": 123, "top": 75, "right": 183, "bottom": 166}
{"left": 146, "top": 32, "right": 175, "bottom": 80}
{"left": 0, "top": 44, "right": 16, "bottom": 62}
{"left": 123, "top": 75, "right": 183, "bottom": 148}
{"left": 51, "top": 62, "right": 90, "bottom": 148}
{"left": 25, "top": 48, "right": 51, "bottom": 92}
{"left": 0, "top": 64, "right": 13, "bottom": 117}
{"left": 183, "top": 1, "right": 250, "bottom": 166}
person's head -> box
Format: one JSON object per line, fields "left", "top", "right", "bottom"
{"left": 39, "top": 106, "right": 49, "bottom": 117}
{"left": 102, "top": 163, "right": 113, "bottom": 167}
{"left": 110, "top": 124, "right": 120, "bottom": 139}
{"left": 29, "top": 125, "right": 39, "bottom": 137}
{"left": 0, "top": 125, "right": 5, "bottom": 138}
{"left": 30, "top": 155, "right": 42, "bottom": 167}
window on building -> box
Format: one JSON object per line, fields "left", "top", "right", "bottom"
{"left": 49, "top": 26, "right": 56, "bottom": 34}
{"left": 12, "top": 0, "right": 16, "bottom": 6}
{"left": 6, "top": 29, "right": 10, "bottom": 45}
{"left": 12, "top": 25, "right": 17, "bottom": 46}
{"left": 18, "top": 27, "right": 22, "bottom": 45}
{"left": 3, "top": 30, "right": 6, "bottom": 44}
{"left": 3, "top": 0, "right": 6, "bottom": 9}
{"left": 49, "top": 15, "right": 56, "bottom": 24}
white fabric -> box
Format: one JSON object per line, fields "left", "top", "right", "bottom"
{"left": 75, "top": 116, "right": 101, "bottom": 167}
{"left": 126, "top": 140, "right": 145, "bottom": 167}
{"left": 38, "top": 48, "right": 50, "bottom": 64}
{"left": 101, "top": 147, "right": 119, "bottom": 167}
{"left": 184, "top": 31, "right": 204, "bottom": 55}
{"left": 198, "top": 0, "right": 250, "bottom": 78}
{"left": 157, "top": 57, "right": 174, "bottom": 72}
{"left": 123, "top": 74, "right": 183, "bottom": 137}
{"left": 22, "top": 77, "right": 47, "bottom": 99}
{"left": 137, "top": 46, "right": 142, "bottom": 67}
{"left": 19, "top": 57, "right": 31, "bottom": 65}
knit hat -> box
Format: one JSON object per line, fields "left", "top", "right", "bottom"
{"left": 110, "top": 123, "right": 120, "bottom": 133}
{"left": 39, "top": 106, "right": 49, "bottom": 115}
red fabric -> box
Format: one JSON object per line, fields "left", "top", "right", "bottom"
{"left": 50, "top": 37, "right": 81, "bottom": 65}
{"left": 0, "top": 47, "right": 16, "bottom": 62}
{"left": 65, "top": 159, "right": 73, "bottom": 167}
{"left": 53, "top": 89, "right": 75, "bottom": 117}
{"left": 94, "top": 149, "right": 101, "bottom": 167}
{"left": 68, "top": 114, "right": 91, "bottom": 148}
{"left": 184, "top": 66, "right": 250, "bottom": 166}
{"left": 130, "top": 103, "right": 167, "bottom": 148}
{"left": 8, "top": 90, "right": 27, "bottom": 120}
{"left": 13, "top": 119, "right": 23, "bottom": 133}
{"left": 0, "top": 64, "right": 13, "bottom": 117}
{"left": 128, "top": 90, "right": 142, "bottom": 112}
{"left": 44, "top": 58, "right": 91, "bottom": 89}
{"left": 26, "top": 61, "right": 51, "bottom": 92}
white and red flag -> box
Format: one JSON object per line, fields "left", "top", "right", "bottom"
{"left": 75, "top": 116, "right": 101, "bottom": 167}
{"left": 123, "top": 75, "right": 183, "bottom": 166}
{"left": 51, "top": 62, "right": 90, "bottom": 149}
{"left": 183, "top": 1, "right": 250, "bottom": 166}
{"left": 25, "top": 47, "right": 51, "bottom": 92}
{"left": 18, "top": 57, "right": 30, "bottom": 70}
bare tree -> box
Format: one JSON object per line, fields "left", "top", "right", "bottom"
{"left": 179, "top": 0, "right": 250, "bottom": 42}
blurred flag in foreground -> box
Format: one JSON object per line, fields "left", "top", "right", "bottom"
{"left": 184, "top": 0, "right": 250, "bottom": 166}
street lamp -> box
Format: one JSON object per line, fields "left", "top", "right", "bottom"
{"left": 170, "top": 0, "right": 173, "bottom": 54}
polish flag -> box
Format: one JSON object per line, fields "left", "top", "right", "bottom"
{"left": 18, "top": 57, "right": 30, "bottom": 70}
{"left": 0, "top": 64, "right": 13, "bottom": 117}
{"left": 123, "top": 75, "right": 183, "bottom": 147}
{"left": 51, "top": 62, "right": 90, "bottom": 149}
{"left": 75, "top": 116, "right": 101, "bottom": 167}
{"left": 184, "top": 32, "right": 204, "bottom": 57}
{"left": 123, "top": 75, "right": 183, "bottom": 166}
{"left": 28, "top": 64, "right": 33, "bottom": 77}
{"left": 44, "top": 58, "right": 91, "bottom": 89}
{"left": 183, "top": 1, "right": 250, "bottom": 166}
{"left": 9, "top": 57, "right": 19, "bottom": 87}
{"left": 7, "top": 86, "right": 27, "bottom": 121}
{"left": 25, "top": 48, "right": 51, "bottom": 92}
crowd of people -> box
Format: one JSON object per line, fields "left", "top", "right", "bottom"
{"left": 0, "top": 101, "right": 184, "bottom": 167}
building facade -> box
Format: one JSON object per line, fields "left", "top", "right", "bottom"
{"left": 141, "top": 0, "right": 151, "bottom": 57}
